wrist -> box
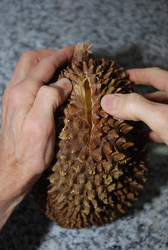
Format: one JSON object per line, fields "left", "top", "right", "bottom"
{"left": 0, "top": 155, "right": 40, "bottom": 230}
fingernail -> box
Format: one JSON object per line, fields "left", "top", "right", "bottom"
{"left": 101, "top": 94, "right": 120, "bottom": 111}
{"left": 55, "top": 78, "right": 72, "bottom": 90}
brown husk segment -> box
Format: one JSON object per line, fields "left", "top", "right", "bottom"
{"left": 32, "top": 43, "right": 148, "bottom": 229}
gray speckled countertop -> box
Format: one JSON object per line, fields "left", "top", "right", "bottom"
{"left": 0, "top": 0, "right": 168, "bottom": 249}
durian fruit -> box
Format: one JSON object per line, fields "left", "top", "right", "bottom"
{"left": 32, "top": 43, "right": 148, "bottom": 229}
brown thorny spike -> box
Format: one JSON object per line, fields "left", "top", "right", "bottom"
{"left": 32, "top": 43, "right": 148, "bottom": 229}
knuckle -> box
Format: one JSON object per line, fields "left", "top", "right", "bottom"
{"left": 1, "top": 88, "right": 8, "bottom": 106}
{"left": 148, "top": 66, "right": 161, "bottom": 75}
{"left": 158, "top": 108, "right": 168, "bottom": 128}
{"left": 125, "top": 92, "right": 141, "bottom": 108}
{"left": 1, "top": 89, "right": 8, "bottom": 116}
{"left": 50, "top": 50, "right": 68, "bottom": 69}
{"left": 151, "top": 66, "right": 161, "bottom": 71}
{"left": 56, "top": 51, "right": 67, "bottom": 64}
{"left": 24, "top": 117, "right": 47, "bottom": 140}
{"left": 122, "top": 93, "right": 144, "bottom": 120}
{"left": 146, "top": 67, "right": 162, "bottom": 81}
{"left": 39, "top": 85, "right": 62, "bottom": 107}
{"left": 20, "top": 50, "right": 35, "bottom": 61}
{"left": 19, "top": 50, "right": 38, "bottom": 68}
{"left": 39, "top": 85, "right": 55, "bottom": 97}
{"left": 128, "top": 92, "right": 140, "bottom": 100}
{"left": 8, "top": 85, "right": 23, "bottom": 106}
{"left": 45, "top": 52, "right": 65, "bottom": 69}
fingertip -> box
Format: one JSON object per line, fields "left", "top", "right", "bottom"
{"left": 101, "top": 95, "right": 111, "bottom": 111}
{"left": 54, "top": 78, "right": 72, "bottom": 91}
{"left": 50, "top": 78, "right": 72, "bottom": 108}
{"left": 101, "top": 94, "right": 120, "bottom": 113}
{"left": 125, "top": 69, "right": 133, "bottom": 76}
{"left": 145, "top": 130, "right": 164, "bottom": 143}
{"left": 59, "top": 45, "right": 75, "bottom": 61}
{"left": 67, "top": 44, "right": 75, "bottom": 50}
{"left": 125, "top": 68, "right": 139, "bottom": 83}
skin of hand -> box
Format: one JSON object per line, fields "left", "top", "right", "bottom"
{"left": 0, "top": 45, "right": 74, "bottom": 230}
{"left": 101, "top": 67, "right": 168, "bottom": 145}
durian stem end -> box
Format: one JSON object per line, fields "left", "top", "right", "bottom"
{"left": 72, "top": 43, "right": 92, "bottom": 64}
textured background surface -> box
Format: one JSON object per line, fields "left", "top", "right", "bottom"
{"left": 0, "top": 0, "right": 168, "bottom": 249}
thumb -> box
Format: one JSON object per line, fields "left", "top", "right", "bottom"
{"left": 101, "top": 93, "right": 168, "bottom": 144}
{"left": 101, "top": 93, "right": 145, "bottom": 121}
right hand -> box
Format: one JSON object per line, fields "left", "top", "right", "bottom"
{"left": 101, "top": 67, "right": 168, "bottom": 145}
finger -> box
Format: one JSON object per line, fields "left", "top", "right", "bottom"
{"left": 31, "top": 78, "right": 72, "bottom": 120}
{"left": 2, "top": 50, "right": 57, "bottom": 113}
{"left": 20, "top": 78, "right": 72, "bottom": 172}
{"left": 126, "top": 68, "right": 168, "bottom": 93}
{"left": 26, "top": 45, "right": 74, "bottom": 84}
{"left": 143, "top": 91, "right": 168, "bottom": 104}
{"left": 18, "top": 45, "right": 74, "bottom": 95}
{"left": 3, "top": 45, "right": 74, "bottom": 112}
{"left": 145, "top": 130, "right": 164, "bottom": 143}
{"left": 10, "top": 49, "right": 57, "bottom": 86}
{"left": 101, "top": 93, "right": 168, "bottom": 145}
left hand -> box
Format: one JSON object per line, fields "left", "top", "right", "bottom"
{"left": 0, "top": 45, "right": 74, "bottom": 230}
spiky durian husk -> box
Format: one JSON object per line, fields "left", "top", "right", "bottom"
{"left": 32, "top": 43, "right": 148, "bottom": 229}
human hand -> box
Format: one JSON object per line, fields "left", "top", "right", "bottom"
{"left": 101, "top": 67, "right": 168, "bottom": 145}
{"left": 0, "top": 45, "right": 74, "bottom": 229}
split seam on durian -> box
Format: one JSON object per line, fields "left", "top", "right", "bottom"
{"left": 81, "top": 77, "right": 93, "bottom": 141}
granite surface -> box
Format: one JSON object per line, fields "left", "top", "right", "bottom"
{"left": 0, "top": 0, "right": 168, "bottom": 249}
